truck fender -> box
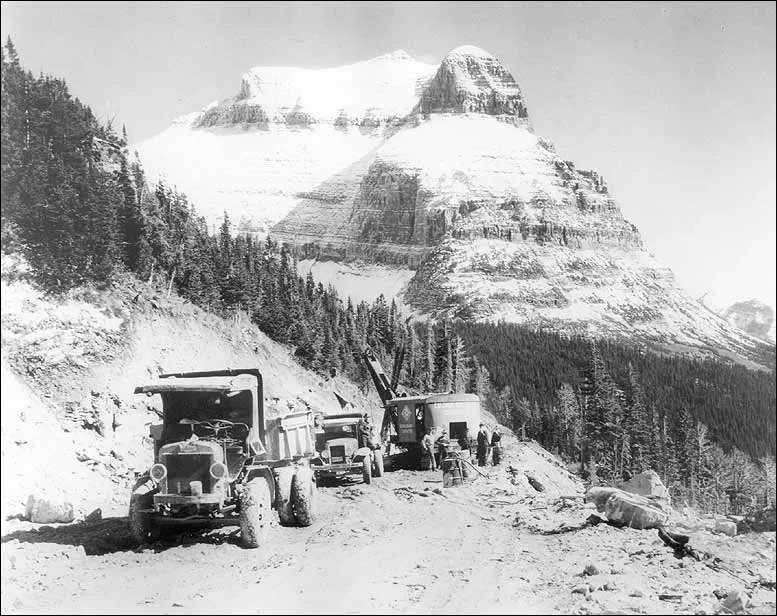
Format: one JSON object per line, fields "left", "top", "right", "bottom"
{"left": 353, "top": 447, "right": 372, "bottom": 462}
{"left": 243, "top": 466, "right": 275, "bottom": 505}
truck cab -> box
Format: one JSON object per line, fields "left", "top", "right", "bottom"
{"left": 311, "top": 413, "right": 384, "bottom": 484}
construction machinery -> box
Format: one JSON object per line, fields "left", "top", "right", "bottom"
{"left": 362, "top": 347, "right": 481, "bottom": 466}
{"left": 130, "top": 368, "right": 318, "bottom": 549}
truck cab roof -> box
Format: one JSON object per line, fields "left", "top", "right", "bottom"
{"left": 134, "top": 374, "right": 257, "bottom": 394}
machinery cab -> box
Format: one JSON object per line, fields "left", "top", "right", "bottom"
{"left": 384, "top": 393, "right": 480, "bottom": 450}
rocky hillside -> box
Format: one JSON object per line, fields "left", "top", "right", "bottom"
{"left": 0, "top": 265, "right": 377, "bottom": 521}
{"left": 135, "top": 46, "right": 769, "bottom": 365}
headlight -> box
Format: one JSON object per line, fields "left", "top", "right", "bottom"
{"left": 150, "top": 463, "right": 167, "bottom": 482}
{"left": 209, "top": 462, "right": 227, "bottom": 479}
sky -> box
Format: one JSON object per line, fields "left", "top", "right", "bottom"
{"left": 2, "top": 1, "right": 775, "bottom": 308}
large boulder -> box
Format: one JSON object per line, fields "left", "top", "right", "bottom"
{"left": 25, "top": 495, "right": 75, "bottom": 524}
{"left": 585, "top": 487, "right": 668, "bottom": 529}
{"left": 714, "top": 518, "right": 738, "bottom": 537}
{"left": 618, "top": 470, "right": 671, "bottom": 506}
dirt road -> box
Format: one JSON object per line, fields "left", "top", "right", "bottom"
{"left": 2, "top": 462, "right": 775, "bottom": 615}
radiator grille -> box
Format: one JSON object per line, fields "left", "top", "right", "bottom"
{"left": 162, "top": 453, "right": 213, "bottom": 494}
{"left": 329, "top": 445, "right": 346, "bottom": 464}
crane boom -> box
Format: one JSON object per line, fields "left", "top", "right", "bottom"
{"left": 362, "top": 346, "right": 396, "bottom": 404}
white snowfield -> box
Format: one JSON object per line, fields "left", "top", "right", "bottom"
{"left": 237, "top": 50, "right": 436, "bottom": 123}
{"left": 136, "top": 122, "right": 380, "bottom": 227}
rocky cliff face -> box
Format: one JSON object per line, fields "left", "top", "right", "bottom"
{"left": 135, "top": 46, "right": 770, "bottom": 364}
{"left": 415, "top": 46, "right": 529, "bottom": 119}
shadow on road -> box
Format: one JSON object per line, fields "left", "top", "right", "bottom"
{"left": 1, "top": 518, "right": 242, "bottom": 555}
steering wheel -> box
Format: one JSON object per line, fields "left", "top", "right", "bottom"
{"left": 199, "top": 419, "right": 236, "bottom": 430}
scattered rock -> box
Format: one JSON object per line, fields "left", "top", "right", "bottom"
{"left": 526, "top": 473, "right": 545, "bottom": 492}
{"left": 714, "top": 519, "right": 738, "bottom": 537}
{"left": 25, "top": 495, "right": 75, "bottom": 524}
{"left": 571, "top": 585, "right": 589, "bottom": 595}
{"left": 721, "top": 589, "right": 748, "bottom": 613}
{"left": 583, "top": 564, "right": 601, "bottom": 576}
{"left": 585, "top": 487, "right": 668, "bottom": 529}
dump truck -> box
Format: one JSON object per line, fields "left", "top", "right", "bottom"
{"left": 362, "top": 347, "right": 481, "bottom": 466}
{"left": 130, "top": 368, "right": 318, "bottom": 548}
{"left": 310, "top": 412, "right": 384, "bottom": 484}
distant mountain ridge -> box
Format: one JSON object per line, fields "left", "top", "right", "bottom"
{"left": 699, "top": 295, "right": 776, "bottom": 344}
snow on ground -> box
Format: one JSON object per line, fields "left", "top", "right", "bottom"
{"left": 297, "top": 259, "right": 414, "bottom": 307}
{"left": 134, "top": 123, "right": 381, "bottom": 227}
{"left": 374, "top": 114, "right": 565, "bottom": 206}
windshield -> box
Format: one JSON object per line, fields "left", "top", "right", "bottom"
{"left": 162, "top": 390, "right": 253, "bottom": 426}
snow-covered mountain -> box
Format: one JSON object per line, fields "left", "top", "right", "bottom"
{"left": 134, "top": 51, "right": 437, "bottom": 230}
{"left": 699, "top": 295, "right": 776, "bottom": 344}
{"left": 135, "top": 46, "right": 772, "bottom": 365}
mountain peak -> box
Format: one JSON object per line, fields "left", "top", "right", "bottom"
{"left": 416, "top": 45, "right": 528, "bottom": 119}
{"left": 446, "top": 45, "right": 495, "bottom": 59}
{"left": 375, "top": 49, "right": 413, "bottom": 61}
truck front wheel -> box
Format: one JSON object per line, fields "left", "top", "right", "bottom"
{"left": 362, "top": 457, "right": 372, "bottom": 485}
{"left": 129, "top": 478, "right": 157, "bottom": 545}
{"left": 291, "top": 467, "right": 317, "bottom": 527}
{"left": 373, "top": 450, "right": 384, "bottom": 477}
{"left": 240, "top": 478, "right": 272, "bottom": 549}
{"left": 274, "top": 466, "right": 296, "bottom": 527}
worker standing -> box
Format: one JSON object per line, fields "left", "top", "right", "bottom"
{"left": 421, "top": 428, "right": 436, "bottom": 471}
{"left": 435, "top": 430, "right": 450, "bottom": 467}
{"left": 476, "top": 423, "right": 490, "bottom": 467}
{"left": 490, "top": 427, "right": 503, "bottom": 465}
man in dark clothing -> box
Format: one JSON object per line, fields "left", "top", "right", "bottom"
{"left": 421, "top": 428, "right": 436, "bottom": 471}
{"left": 435, "top": 430, "right": 450, "bottom": 466}
{"left": 490, "top": 427, "right": 503, "bottom": 465}
{"left": 476, "top": 423, "right": 490, "bottom": 467}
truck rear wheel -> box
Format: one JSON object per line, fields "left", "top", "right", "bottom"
{"left": 129, "top": 478, "right": 157, "bottom": 545}
{"left": 274, "top": 466, "right": 296, "bottom": 527}
{"left": 373, "top": 450, "right": 384, "bottom": 477}
{"left": 240, "top": 478, "right": 271, "bottom": 549}
{"left": 362, "top": 457, "right": 372, "bottom": 485}
{"left": 291, "top": 467, "right": 317, "bottom": 527}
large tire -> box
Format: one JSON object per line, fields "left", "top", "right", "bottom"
{"left": 129, "top": 478, "right": 157, "bottom": 545}
{"left": 362, "top": 457, "right": 372, "bottom": 485}
{"left": 239, "top": 478, "right": 272, "bottom": 549}
{"left": 291, "top": 467, "right": 317, "bottom": 527}
{"left": 274, "top": 466, "right": 296, "bottom": 527}
{"left": 373, "top": 450, "right": 384, "bottom": 477}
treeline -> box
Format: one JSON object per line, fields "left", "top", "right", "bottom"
{"left": 2, "top": 40, "right": 774, "bottom": 515}
{"left": 455, "top": 321, "right": 776, "bottom": 513}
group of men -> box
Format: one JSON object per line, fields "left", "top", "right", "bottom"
{"left": 420, "top": 423, "right": 502, "bottom": 470}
